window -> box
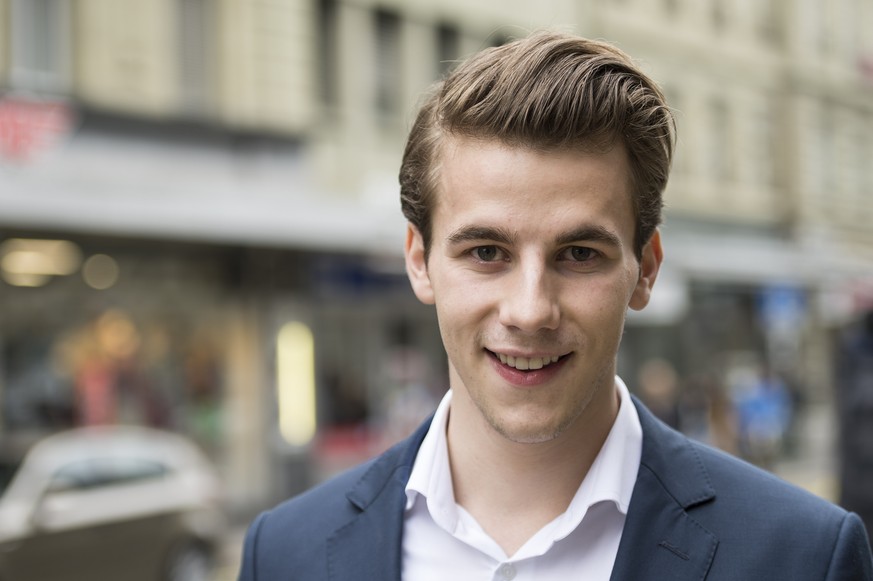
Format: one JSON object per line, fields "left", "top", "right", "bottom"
{"left": 806, "top": 0, "right": 829, "bottom": 56}
{"left": 317, "top": 0, "right": 339, "bottom": 106}
{"left": 842, "top": 0, "right": 861, "bottom": 64}
{"left": 178, "top": 0, "right": 215, "bottom": 115}
{"left": 373, "top": 9, "right": 401, "bottom": 116}
{"left": 487, "top": 32, "right": 512, "bottom": 48}
{"left": 711, "top": 0, "right": 727, "bottom": 33}
{"left": 708, "top": 98, "right": 733, "bottom": 183}
{"left": 49, "top": 458, "right": 168, "bottom": 493}
{"left": 750, "top": 97, "right": 777, "bottom": 187}
{"left": 0, "top": 459, "right": 21, "bottom": 496}
{"left": 819, "top": 108, "right": 836, "bottom": 198}
{"left": 10, "top": 0, "right": 72, "bottom": 93}
{"left": 848, "top": 117, "right": 866, "bottom": 210}
{"left": 661, "top": 86, "right": 685, "bottom": 175}
{"left": 663, "top": 0, "right": 681, "bottom": 17}
{"left": 754, "top": 0, "right": 782, "bottom": 47}
{"left": 435, "top": 23, "right": 460, "bottom": 78}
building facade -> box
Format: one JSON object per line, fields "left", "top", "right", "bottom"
{"left": 1, "top": 0, "right": 871, "bottom": 514}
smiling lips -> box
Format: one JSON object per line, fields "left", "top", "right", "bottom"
{"left": 493, "top": 352, "right": 563, "bottom": 371}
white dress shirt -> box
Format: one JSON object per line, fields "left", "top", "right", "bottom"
{"left": 402, "top": 377, "right": 642, "bottom": 581}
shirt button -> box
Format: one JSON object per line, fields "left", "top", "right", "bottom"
{"left": 498, "top": 563, "right": 516, "bottom": 580}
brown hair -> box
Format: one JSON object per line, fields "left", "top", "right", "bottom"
{"left": 399, "top": 30, "right": 675, "bottom": 260}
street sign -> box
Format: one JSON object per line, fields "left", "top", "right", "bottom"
{"left": 0, "top": 95, "right": 75, "bottom": 163}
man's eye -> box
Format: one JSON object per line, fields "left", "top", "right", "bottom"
{"left": 473, "top": 246, "right": 500, "bottom": 261}
{"left": 565, "top": 247, "right": 596, "bottom": 261}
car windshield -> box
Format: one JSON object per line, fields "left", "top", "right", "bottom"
{"left": 0, "top": 459, "right": 21, "bottom": 497}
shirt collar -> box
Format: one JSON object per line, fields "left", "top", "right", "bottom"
{"left": 549, "top": 376, "right": 641, "bottom": 541}
{"left": 404, "top": 388, "right": 458, "bottom": 529}
{"left": 404, "top": 376, "right": 642, "bottom": 536}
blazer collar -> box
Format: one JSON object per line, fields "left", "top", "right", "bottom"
{"left": 327, "top": 419, "right": 431, "bottom": 581}
{"left": 609, "top": 397, "right": 718, "bottom": 581}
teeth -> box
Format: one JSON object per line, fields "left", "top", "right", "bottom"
{"left": 496, "top": 353, "right": 561, "bottom": 370}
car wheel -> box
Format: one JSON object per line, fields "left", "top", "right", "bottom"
{"left": 165, "top": 544, "right": 211, "bottom": 581}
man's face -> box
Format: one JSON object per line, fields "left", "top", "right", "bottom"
{"left": 405, "top": 136, "right": 662, "bottom": 445}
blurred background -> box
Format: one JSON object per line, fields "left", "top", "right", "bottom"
{"left": 1, "top": 0, "right": 872, "bottom": 579}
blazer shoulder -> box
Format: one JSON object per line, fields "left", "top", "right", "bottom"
{"left": 237, "top": 421, "right": 430, "bottom": 581}
{"left": 636, "top": 396, "right": 847, "bottom": 524}
{"left": 254, "top": 417, "right": 429, "bottom": 539}
{"left": 238, "top": 458, "right": 376, "bottom": 581}
{"left": 685, "top": 439, "right": 873, "bottom": 578}
{"left": 633, "top": 399, "right": 872, "bottom": 579}
{"left": 691, "top": 438, "right": 843, "bottom": 518}
{"left": 264, "top": 457, "right": 375, "bottom": 533}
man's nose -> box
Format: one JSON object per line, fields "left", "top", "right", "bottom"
{"left": 498, "top": 262, "right": 560, "bottom": 332}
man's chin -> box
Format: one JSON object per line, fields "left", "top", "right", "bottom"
{"left": 486, "top": 415, "right": 569, "bottom": 445}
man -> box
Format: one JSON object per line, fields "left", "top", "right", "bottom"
{"left": 238, "top": 31, "right": 873, "bottom": 580}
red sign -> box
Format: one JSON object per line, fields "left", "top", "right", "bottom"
{"left": 0, "top": 95, "right": 75, "bottom": 163}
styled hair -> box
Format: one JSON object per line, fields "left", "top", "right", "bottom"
{"left": 399, "top": 30, "right": 675, "bottom": 260}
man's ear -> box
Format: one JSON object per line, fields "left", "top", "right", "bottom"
{"left": 405, "top": 224, "right": 435, "bottom": 305}
{"left": 629, "top": 229, "right": 663, "bottom": 311}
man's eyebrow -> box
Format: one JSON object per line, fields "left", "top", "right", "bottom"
{"left": 555, "top": 226, "right": 622, "bottom": 247}
{"left": 447, "top": 226, "right": 516, "bottom": 246}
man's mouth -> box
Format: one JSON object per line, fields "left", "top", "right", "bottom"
{"left": 488, "top": 350, "right": 567, "bottom": 371}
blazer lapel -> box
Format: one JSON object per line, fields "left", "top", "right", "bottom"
{"left": 610, "top": 399, "right": 718, "bottom": 581}
{"left": 322, "top": 402, "right": 718, "bottom": 580}
{"left": 326, "top": 420, "right": 430, "bottom": 581}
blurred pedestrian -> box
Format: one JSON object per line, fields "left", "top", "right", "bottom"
{"left": 837, "top": 308, "right": 873, "bottom": 539}
{"left": 732, "top": 363, "right": 793, "bottom": 469}
{"left": 238, "top": 31, "right": 872, "bottom": 580}
{"left": 636, "top": 357, "right": 681, "bottom": 429}
{"left": 677, "top": 371, "right": 739, "bottom": 455}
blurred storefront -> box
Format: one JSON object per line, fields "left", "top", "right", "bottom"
{"left": 619, "top": 220, "right": 873, "bottom": 473}
{"left": 0, "top": 226, "right": 445, "bottom": 517}
{"left": 0, "top": 97, "right": 444, "bottom": 516}
{"left": 0, "top": 107, "right": 436, "bottom": 513}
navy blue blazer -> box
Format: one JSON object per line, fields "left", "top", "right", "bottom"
{"left": 238, "top": 397, "right": 873, "bottom": 580}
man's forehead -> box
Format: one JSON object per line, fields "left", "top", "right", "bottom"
{"left": 430, "top": 136, "right": 637, "bottom": 249}
{"left": 436, "top": 135, "right": 633, "bottom": 193}
{"left": 434, "top": 136, "right": 634, "bottom": 204}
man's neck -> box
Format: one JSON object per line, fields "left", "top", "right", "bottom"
{"left": 445, "top": 386, "right": 620, "bottom": 557}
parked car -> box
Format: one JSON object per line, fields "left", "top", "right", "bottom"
{"left": 0, "top": 425, "right": 225, "bottom": 581}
